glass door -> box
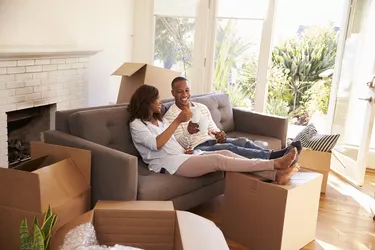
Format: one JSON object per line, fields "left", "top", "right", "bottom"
{"left": 153, "top": 0, "right": 199, "bottom": 78}
{"left": 330, "top": 0, "right": 375, "bottom": 186}
{"left": 211, "top": 0, "right": 269, "bottom": 108}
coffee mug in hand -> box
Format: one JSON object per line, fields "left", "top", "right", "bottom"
{"left": 199, "top": 116, "right": 209, "bottom": 134}
{"left": 191, "top": 106, "right": 201, "bottom": 123}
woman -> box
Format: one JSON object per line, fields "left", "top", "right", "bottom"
{"left": 128, "top": 85, "right": 300, "bottom": 185}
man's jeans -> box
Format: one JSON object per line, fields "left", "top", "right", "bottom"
{"left": 194, "top": 137, "right": 271, "bottom": 159}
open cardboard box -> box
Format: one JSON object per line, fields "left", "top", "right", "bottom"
{"left": 0, "top": 142, "right": 91, "bottom": 250}
{"left": 112, "top": 62, "right": 181, "bottom": 103}
{"left": 51, "top": 200, "right": 229, "bottom": 250}
{"left": 298, "top": 147, "right": 331, "bottom": 193}
{"left": 222, "top": 169, "right": 323, "bottom": 250}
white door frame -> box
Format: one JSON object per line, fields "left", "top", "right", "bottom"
{"left": 328, "top": 0, "right": 375, "bottom": 187}
{"left": 326, "top": 0, "right": 353, "bottom": 133}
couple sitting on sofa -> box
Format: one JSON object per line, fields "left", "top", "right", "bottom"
{"left": 128, "top": 77, "right": 302, "bottom": 185}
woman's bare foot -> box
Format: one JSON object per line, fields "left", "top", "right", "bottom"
{"left": 273, "top": 148, "right": 297, "bottom": 170}
{"left": 275, "top": 162, "right": 300, "bottom": 185}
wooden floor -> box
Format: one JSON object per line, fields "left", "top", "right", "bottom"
{"left": 189, "top": 171, "right": 375, "bottom": 250}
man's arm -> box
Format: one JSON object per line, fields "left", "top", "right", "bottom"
{"left": 164, "top": 106, "right": 192, "bottom": 148}
{"left": 200, "top": 104, "right": 220, "bottom": 133}
{"left": 199, "top": 104, "right": 227, "bottom": 143}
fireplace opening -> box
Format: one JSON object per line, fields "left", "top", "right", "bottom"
{"left": 6, "top": 104, "right": 56, "bottom": 167}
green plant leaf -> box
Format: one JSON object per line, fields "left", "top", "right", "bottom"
{"left": 31, "top": 224, "right": 45, "bottom": 250}
{"left": 44, "top": 235, "right": 51, "bottom": 250}
{"left": 33, "top": 217, "right": 39, "bottom": 228}
{"left": 43, "top": 205, "right": 53, "bottom": 225}
{"left": 41, "top": 214, "right": 55, "bottom": 239}
{"left": 20, "top": 219, "right": 32, "bottom": 250}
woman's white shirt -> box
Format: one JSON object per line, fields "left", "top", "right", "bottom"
{"left": 129, "top": 118, "right": 194, "bottom": 174}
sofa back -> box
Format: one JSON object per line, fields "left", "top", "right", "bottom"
{"left": 56, "top": 93, "right": 234, "bottom": 156}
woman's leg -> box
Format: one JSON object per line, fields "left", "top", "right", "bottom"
{"left": 175, "top": 149, "right": 298, "bottom": 181}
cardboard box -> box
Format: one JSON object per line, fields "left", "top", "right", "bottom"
{"left": 112, "top": 62, "right": 181, "bottom": 103}
{"left": 222, "top": 170, "right": 323, "bottom": 250}
{"left": 0, "top": 142, "right": 91, "bottom": 250}
{"left": 299, "top": 147, "right": 331, "bottom": 193}
{"left": 51, "top": 200, "right": 229, "bottom": 250}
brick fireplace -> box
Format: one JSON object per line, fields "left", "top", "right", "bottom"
{"left": 0, "top": 48, "right": 99, "bottom": 167}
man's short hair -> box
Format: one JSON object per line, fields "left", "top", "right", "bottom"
{"left": 171, "top": 76, "right": 188, "bottom": 89}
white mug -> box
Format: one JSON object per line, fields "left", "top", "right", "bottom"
{"left": 191, "top": 106, "right": 201, "bottom": 123}
{"left": 199, "top": 116, "right": 209, "bottom": 134}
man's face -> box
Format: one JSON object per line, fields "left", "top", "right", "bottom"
{"left": 172, "top": 80, "right": 191, "bottom": 107}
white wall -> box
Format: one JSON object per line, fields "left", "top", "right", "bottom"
{"left": 0, "top": 0, "right": 134, "bottom": 106}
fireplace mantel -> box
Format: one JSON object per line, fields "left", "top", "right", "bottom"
{"left": 0, "top": 47, "right": 100, "bottom": 167}
{"left": 0, "top": 46, "right": 101, "bottom": 59}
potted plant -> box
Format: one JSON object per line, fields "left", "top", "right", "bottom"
{"left": 20, "top": 205, "right": 58, "bottom": 250}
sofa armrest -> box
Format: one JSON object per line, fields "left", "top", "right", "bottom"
{"left": 43, "top": 130, "right": 138, "bottom": 207}
{"left": 232, "top": 108, "right": 288, "bottom": 148}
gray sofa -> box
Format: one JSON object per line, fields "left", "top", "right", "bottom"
{"left": 43, "top": 93, "right": 288, "bottom": 210}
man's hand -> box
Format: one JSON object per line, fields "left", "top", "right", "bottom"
{"left": 212, "top": 131, "right": 227, "bottom": 143}
{"left": 184, "top": 148, "right": 194, "bottom": 154}
{"left": 176, "top": 109, "right": 192, "bottom": 123}
{"left": 187, "top": 121, "right": 199, "bottom": 134}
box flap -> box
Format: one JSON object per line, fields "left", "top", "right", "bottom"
{"left": 175, "top": 211, "right": 229, "bottom": 250}
{"left": 299, "top": 148, "right": 331, "bottom": 173}
{"left": 94, "top": 201, "right": 175, "bottom": 250}
{"left": 36, "top": 158, "right": 89, "bottom": 212}
{"left": 30, "top": 142, "right": 91, "bottom": 185}
{"left": 50, "top": 210, "right": 94, "bottom": 250}
{"left": 95, "top": 200, "right": 174, "bottom": 211}
{"left": 0, "top": 167, "right": 42, "bottom": 211}
{"left": 13, "top": 155, "right": 49, "bottom": 172}
{"left": 111, "top": 62, "right": 147, "bottom": 76}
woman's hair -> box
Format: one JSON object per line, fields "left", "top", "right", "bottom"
{"left": 127, "top": 85, "right": 163, "bottom": 123}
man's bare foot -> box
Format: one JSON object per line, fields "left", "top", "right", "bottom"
{"left": 275, "top": 162, "right": 300, "bottom": 185}
{"left": 273, "top": 148, "right": 297, "bottom": 170}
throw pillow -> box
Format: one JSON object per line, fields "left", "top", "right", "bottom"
{"left": 294, "top": 123, "right": 340, "bottom": 152}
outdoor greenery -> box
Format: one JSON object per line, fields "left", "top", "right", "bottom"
{"left": 154, "top": 17, "right": 338, "bottom": 125}
{"left": 154, "top": 16, "right": 194, "bottom": 77}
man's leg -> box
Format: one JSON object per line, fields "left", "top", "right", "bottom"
{"left": 213, "top": 143, "right": 271, "bottom": 159}
{"left": 227, "top": 137, "right": 298, "bottom": 159}
{"left": 194, "top": 140, "right": 219, "bottom": 152}
{"left": 226, "top": 137, "right": 266, "bottom": 150}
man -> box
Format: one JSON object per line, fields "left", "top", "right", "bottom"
{"left": 164, "top": 76, "right": 301, "bottom": 160}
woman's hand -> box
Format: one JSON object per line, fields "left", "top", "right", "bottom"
{"left": 176, "top": 109, "right": 192, "bottom": 124}
{"left": 156, "top": 110, "right": 191, "bottom": 150}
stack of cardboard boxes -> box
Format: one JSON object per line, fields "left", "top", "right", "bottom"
{"left": 0, "top": 141, "right": 229, "bottom": 250}
{"left": 0, "top": 142, "right": 92, "bottom": 250}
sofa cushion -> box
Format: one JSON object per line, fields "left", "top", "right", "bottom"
{"left": 163, "top": 93, "right": 235, "bottom": 132}
{"left": 137, "top": 171, "right": 225, "bottom": 201}
{"left": 68, "top": 106, "right": 140, "bottom": 157}
{"left": 226, "top": 131, "right": 282, "bottom": 150}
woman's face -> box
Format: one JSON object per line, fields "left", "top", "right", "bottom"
{"left": 149, "top": 98, "right": 162, "bottom": 114}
